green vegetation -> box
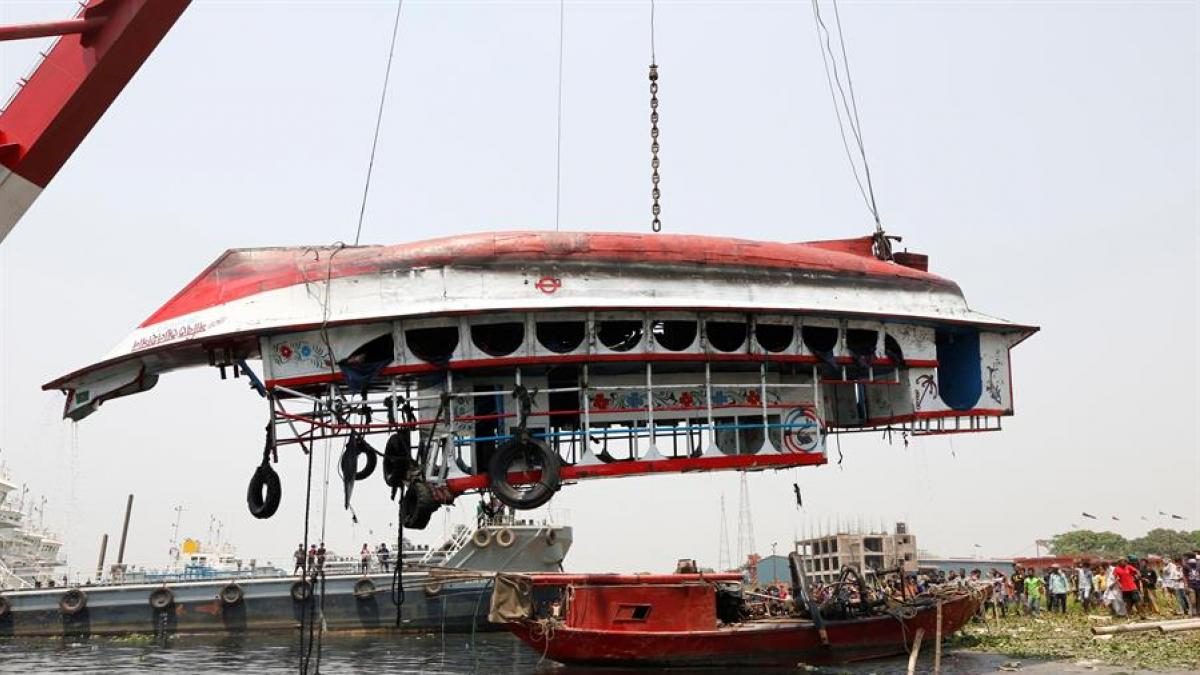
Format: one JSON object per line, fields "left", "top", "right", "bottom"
{"left": 1049, "top": 528, "right": 1200, "bottom": 558}
{"left": 949, "top": 612, "right": 1200, "bottom": 671}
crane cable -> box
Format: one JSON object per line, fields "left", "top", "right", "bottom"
{"left": 810, "top": 0, "right": 892, "bottom": 260}
{"left": 553, "top": 0, "right": 565, "bottom": 231}
{"left": 648, "top": 0, "right": 662, "bottom": 233}
{"left": 353, "top": 0, "right": 405, "bottom": 246}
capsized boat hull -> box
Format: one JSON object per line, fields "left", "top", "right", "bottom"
{"left": 508, "top": 590, "right": 981, "bottom": 668}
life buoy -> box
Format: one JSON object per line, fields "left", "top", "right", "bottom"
{"left": 424, "top": 580, "right": 442, "bottom": 596}
{"left": 382, "top": 431, "right": 411, "bottom": 488}
{"left": 0, "top": 595, "right": 10, "bottom": 619}
{"left": 471, "top": 529, "right": 493, "bottom": 548}
{"left": 400, "top": 481, "right": 438, "bottom": 530}
{"left": 149, "top": 587, "right": 174, "bottom": 610}
{"left": 495, "top": 528, "right": 516, "bottom": 548}
{"left": 353, "top": 578, "right": 376, "bottom": 599}
{"left": 341, "top": 435, "right": 377, "bottom": 481}
{"left": 219, "top": 583, "right": 244, "bottom": 606}
{"left": 59, "top": 589, "right": 87, "bottom": 615}
{"left": 246, "top": 462, "right": 282, "bottom": 519}
{"left": 487, "top": 436, "right": 561, "bottom": 510}
{"left": 290, "top": 580, "right": 312, "bottom": 603}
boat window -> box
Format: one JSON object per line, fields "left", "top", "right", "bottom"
{"left": 705, "top": 321, "right": 747, "bottom": 353}
{"left": 845, "top": 329, "right": 877, "bottom": 359}
{"left": 471, "top": 322, "right": 524, "bottom": 357}
{"left": 536, "top": 321, "right": 585, "bottom": 354}
{"left": 340, "top": 333, "right": 394, "bottom": 366}
{"left": 614, "top": 604, "right": 652, "bottom": 622}
{"left": 405, "top": 326, "right": 458, "bottom": 364}
{"left": 884, "top": 334, "right": 904, "bottom": 364}
{"left": 651, "top": 320, "right": 696, "bottom": 352}
{"left": 802, "top": 325, "right": 839, "bottom": 356}
{"left": 935, "top": 328, "right": 982, "bottom": 411}
{"left": 755, "top": 323, "right": 793, "bottom": 353}
{"left": 598, "top": 320, "right": 643, "bottom": 352}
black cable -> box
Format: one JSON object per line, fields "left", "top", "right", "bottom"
{"left": 353, "top": 0, "right": 405, "bottom": 246}
{"left": 392, "top": 485, "right": 406, "bottom": 627}
{"left": 298, "top": 438, "right": 315, "bottom": 675}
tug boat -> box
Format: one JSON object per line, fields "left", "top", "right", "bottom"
{"left": 494, "top": 557, "right": 985, "bottom": 668}
{"left": 44, "top": 231, "right": 1036, "bottom": 527}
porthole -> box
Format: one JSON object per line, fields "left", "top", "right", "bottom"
{"left": 536, "top": 321, "right": 585, "bottom": 354}
{"left": 755, "top": 323, "right": 793, "bottom": 353}
{"left": 598, "top": 320, "right": 643, "bottom": 352}
{"left": 471, "top": 322, "right": 524, "bottom": 357}
{"left": 651, "top": 320, "right": 697, "bottom": 352}
{"left": 801, "top": 325, "right": 839, "bottom": 356}
{"left": 884, "top": 334, "right": 905, "bottom": 365}
{"left": 846, "top": 329, "right": 877, "bottom": 360}
{"left": 705, "top": 321, "right": 747, "bottom": 353}
{"left": 405, "top": 326, "right": 458, "bottom": 363}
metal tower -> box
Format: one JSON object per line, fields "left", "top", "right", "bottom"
{"left": 735, "top": 473, "right": 756, "bottom": 565}
{"left": 717, "top": 495, "right": 732, "bottom": 570}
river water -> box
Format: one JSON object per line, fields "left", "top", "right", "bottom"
{"left": 0, "top": 632, "right": 1097, "bottom": 674}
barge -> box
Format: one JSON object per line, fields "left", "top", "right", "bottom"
{"left": 0, "top": 521, "right": 569, "bottom": 638}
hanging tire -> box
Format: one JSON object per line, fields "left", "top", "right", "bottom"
{"left": 341, "top": 435, "right": 378, "bottom": 481}
{"left": 353, "top": 578, "right": 376, "bottom": 600}
{"left": 290, "top": 580, "right": 312, "bottom": 603}
{"left": 0, "top": 595, "right": 10, "bottom": 619}
{"left": 471, "top": 529, "right": 493, "bottom": 548}
{"left": 382, "top": 431, "right": 412, "bottom": 488}
{"left": 247, "top": 462, "right": 282, "bottom": 519}
{"left": 487, "top": 437, "right": 561, "bottom": 510}
{"left": 424, "top": 580, "right": 442, "bottom": 597}
{"left": 59, "top": 589, "right": 87, "bottom": 615}
{"left": 400, "top": 482, "right": 439, "bottom": 530}
{"left": 545, "top": 529, "right": 558, "bottom": 546}
{"left": 495, "top": 528, "right": 516, "bottom": 548}
{"left": 149, "top": 587, "right": 174, "bottom": 610}
{"left": 219, "top": 583, "right": 244, "bottom": 606}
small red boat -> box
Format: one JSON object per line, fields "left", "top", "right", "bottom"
{"left": 493, "top": 559, "right": 985, "bottom": 668}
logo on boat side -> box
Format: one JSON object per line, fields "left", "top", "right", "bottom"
{"left": 535, "top": 276, "right": 562, "bottom": 294}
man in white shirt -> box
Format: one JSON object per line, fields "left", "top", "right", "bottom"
{"left": 1076, "top": 562, "right": 1094, "bottom": 611}
{"left": 1164, "top": 557, "right": 1189, "bottom": 615}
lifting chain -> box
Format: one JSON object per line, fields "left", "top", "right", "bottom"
{"left": 649, "top": 63, "right": 661, "bottom": 232}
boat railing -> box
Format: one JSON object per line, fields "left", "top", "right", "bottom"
{"left": 420, "top": 526, "right": 472, "bottom": 565}
{"left": 0, "top": 556, "right": 31, "bottom": 590}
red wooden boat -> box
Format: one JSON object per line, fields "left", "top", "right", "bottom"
{"left": 493, "top": 563, "right": 985, "bottom": 668}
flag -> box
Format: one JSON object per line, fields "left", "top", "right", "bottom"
{"left": 1172, "top": 514, "right": 1185, "bottom": 520}
{"left": 1111, "top": 516, "right": 1119, "bottom": 521}
{"left": 1082, "top": 512, "right": 1097, "bottom": 519}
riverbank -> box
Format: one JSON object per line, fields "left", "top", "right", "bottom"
{"left": 948, "top": 610, "right": 1200, "bottom": 672}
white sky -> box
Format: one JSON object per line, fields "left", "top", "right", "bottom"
{"left": 0, "top": 0, "right": 1196, "bottom": 577}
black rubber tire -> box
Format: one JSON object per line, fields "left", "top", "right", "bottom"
{"left": 290, "top": 580, "right": 312, "bottom": 603}
{"left": 487, "top": 437, "right": 561, "bottom": 510}
{"left": 59, "top": 589, "right": 87, "bottom": 615}
{"left": 149, "top": 587, "right": 174, "bottom": 610}
{"left": 247, "top": 463, "right": 282, "bottom": 520}
{"left": 219, "top": 583, "right": 244, "bottom": 606}
{"left": 342, "top": 436, "right": 377, "bottom": 481}
{"left": 382, "top": 432, "right": 411, "bottom": 488}
{"left": 400, "top": 482, "right": 438, "bottom": 530}
{"left": 494, "top": 528, "right": 516, "bottom": 548}
{"left": 424, "top": 580, "right": 442, "bottom": 597}
{"left": 353, "top": 578, "right": 376, "bottom": 600}
{"left": 0, "top": 595, "right": 10, "bottom": 619}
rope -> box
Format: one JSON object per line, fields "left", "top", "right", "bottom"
{"left": 297, "top": 432, "right": 316, "bottom": 675}
{"left": 810, "top": 0, "right": 890, "bottom": 259}
{"left": 553, "top": 0, "right": 565, "bottom": 231}
{"left": 353, "top": 0, "right": 405, "bottom": 246}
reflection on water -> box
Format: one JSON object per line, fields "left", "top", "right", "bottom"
{"left": 0, "top": 632, "right": 1029, "bottom": 674}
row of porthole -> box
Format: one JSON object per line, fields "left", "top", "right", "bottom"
{"left": 402, "top": 319, "right": 903, "bottom": 364}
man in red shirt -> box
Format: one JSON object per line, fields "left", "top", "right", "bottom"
{"left": 1113, "top": 557, "right": 1143, "bottom": 619}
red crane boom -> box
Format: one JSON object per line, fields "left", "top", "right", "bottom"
{"left": 0, "top": 0, "right": 190, "bottom": 243}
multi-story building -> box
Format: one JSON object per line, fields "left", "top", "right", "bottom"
{"left": 794, "top": 522, "right": 917, "bottom": 585}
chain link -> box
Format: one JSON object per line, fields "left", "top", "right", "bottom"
{"left": 649, "top": 63, "right": 661, "bottom": 232}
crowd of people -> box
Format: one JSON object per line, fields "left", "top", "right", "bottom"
{"left": 292, "top": 542, "right": 395, "bottom": 574}
{"left": 952, "top": 553, "right": 1200, "bottom": 620}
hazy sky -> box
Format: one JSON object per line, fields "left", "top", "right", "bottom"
{"left": 0, "top": 0, "right": 1196, "bottom": 577}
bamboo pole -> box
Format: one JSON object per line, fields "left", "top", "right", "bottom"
{"left": 1093, "top": 618, "right": 1200, "bottom": 635}
{"left": 906, "top": 627, "right": 925, "bottom": 675}
{"left": 1159, "top": 620, "right": 1200, "bottom": 634}
{"left": 934, "top": 601, "right": 943, "bottom": 674}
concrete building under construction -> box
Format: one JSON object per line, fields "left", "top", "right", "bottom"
{"left": 795, "top": 522, "right": 917, "bottom": 584}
